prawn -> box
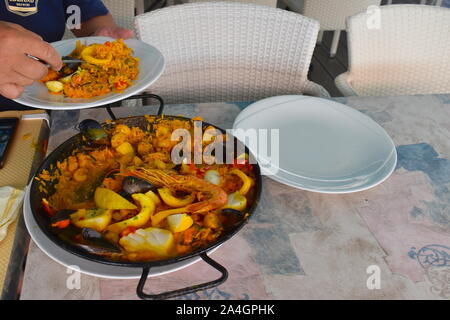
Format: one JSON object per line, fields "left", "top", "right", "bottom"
{"left": 126, "top": 168, "right": 227, "bottom": 214}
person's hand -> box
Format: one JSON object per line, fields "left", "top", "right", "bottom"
{"left": 92, "top": 26, "right": 134, "bottom": 39}
{"left": 0, "top": 21, "right": 62, "bottom": 99}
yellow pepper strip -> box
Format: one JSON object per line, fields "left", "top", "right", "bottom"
{"left": 81, "top": 44, "right": 112, "bottom": 65}
{"left": 106, "top": 193, "right": 155, "bottom": 234}
{"left": 158, "top": 187, "right": 195, "bottom": 208}
{"left": 145, "top": 190, "right": 161, "bottom": 206}
{"left": 151, "top": 207, "right": 188, "bottom": 227}
{"left": 229, "top": 169, "right": 253, "bottom": 196}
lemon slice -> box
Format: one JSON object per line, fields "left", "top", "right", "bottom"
{"left": 167, "top": 214, "right": 194, "bottom": 233}
{"left": 119, "top": 227, "right": 174, "bottom": 257}
{"left": 94, "top": 187, "right": 137, "bottom": 210}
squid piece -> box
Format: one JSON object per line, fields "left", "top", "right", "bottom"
{"left": 81, "top": 44, "right": 112, "bottom": 65}
{"left": 157, "top": 187, "right": 195, "bottom": 208}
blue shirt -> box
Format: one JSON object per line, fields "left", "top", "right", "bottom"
{"left": 0, "top": 0, "right": 109, "bottom": 109}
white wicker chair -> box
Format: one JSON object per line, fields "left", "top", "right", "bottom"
{"left": 281, "top": 0, "right": 381, "bottom": 57}
{"left": 386, "top": 0, "right": 443, "bottom": 5}
{"left": 335, "top": 5, "right": 450, "bottom": 97}
{"left": 63, "top": 0, "right": 136, "bottom": 39}
{"left": 135, "top": 2, "right": 328, "bottom": 104}
{"left": 179, "top": 0, "right": 277, "bottom": 7}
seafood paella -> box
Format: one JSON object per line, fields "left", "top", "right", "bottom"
{"left": 36, "top": 116, "right": 258, "bottom": 262}
{"left": 41, "top": 39, "right": 139, "bottom": 98}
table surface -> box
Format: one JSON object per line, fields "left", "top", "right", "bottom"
{"left": 20, "top": 94, "right": 450, "bottom": 300}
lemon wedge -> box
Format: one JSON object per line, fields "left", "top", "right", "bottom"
{"left": 151, "top": 207, "right": 188, "bottom": 227}
{"left": 167, "top": 214, "right": 194, "bottom": 233}
{"left": 70, "top": 208, "right": 112, "bottom": 232}
{"left": 223, "top": 191, "right": 247, "bottom": 211}
{"left": 94, "top": 187, "right": 137, "bottom": 210}
{"left": 119, "top": 227, "right": 174, "bottom": 257}
{"left": 204, "top": 169, "right": 221, "bottom": 185}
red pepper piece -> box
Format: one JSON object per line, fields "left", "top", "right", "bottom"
{"left": 51, "top": 219, "right": 70, "bottom": 229}
{"left": 120, "top": 226, "right": 137, "bottom": 238}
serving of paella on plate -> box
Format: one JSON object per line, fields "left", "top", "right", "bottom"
{"left": 41, "top": 39, "right": 139, "bottom": 99}
{"left": 14, "top": 36, "right": 165, "bottom": 110}
{"left": 33, "top": 116, "right": 260, "bottom": 264}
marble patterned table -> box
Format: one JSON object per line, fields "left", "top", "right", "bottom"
{"left": 20, "top": 94, "right": 450, "bottom": 300}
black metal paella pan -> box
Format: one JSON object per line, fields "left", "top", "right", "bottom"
{"left": 28, "top": 115, "right": 262, "bottom": 300}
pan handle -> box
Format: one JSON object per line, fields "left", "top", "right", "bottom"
{"left": 123, "top": 93, "right": 165, "bottom": 116}
{"left": 136, "top": 252, "right": 228, "bottom": 300}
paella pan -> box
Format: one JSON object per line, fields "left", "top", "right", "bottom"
{"left": 29, "top": 115, "right": 261, "bottom": 299}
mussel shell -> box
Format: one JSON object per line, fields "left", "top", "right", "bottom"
{"left": 75, "top": 243, "right": 122, "bottom": 256}
{"left": 78, "top": 119, "right": 109, "bottom": 145}
{"left": 122, "top": 176, "right": 157, "bottom": 195}
{"left": 81, "top": 228, "right": 122, "bottom": 253}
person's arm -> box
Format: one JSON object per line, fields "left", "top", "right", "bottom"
{"left": 71, "top": 13, "right": 133, "bottom": 39}
{"left": 0, "top": 21, "right": 61, "bottom": 99}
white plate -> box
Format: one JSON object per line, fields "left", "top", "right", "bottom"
{"left": 23, "top": 186, "right": 208, "bottom": 279}
{"left": 14, "top": 37, "right": 165, "bottom": 110}
{"left": 233, "top": 95, "right": 397, "bottom": 193}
